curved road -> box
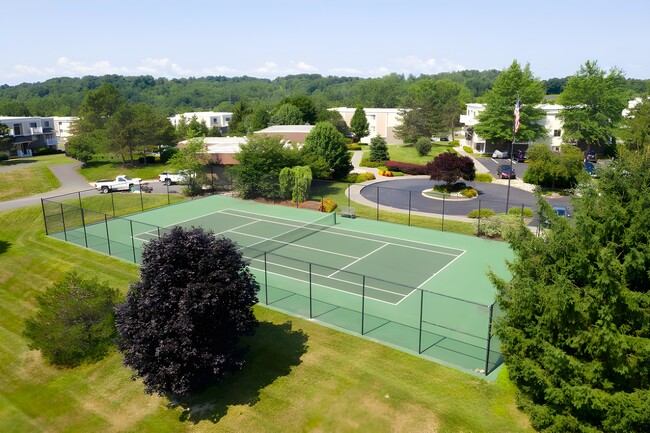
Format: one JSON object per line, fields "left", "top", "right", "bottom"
{"left": 354, "top": 178, "right": 571, "bottom": 224}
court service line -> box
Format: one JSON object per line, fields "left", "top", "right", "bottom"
{"left": 247, "top": 256, "right": 409, "bottom": 301}
{"left": 417, "top": 250, "right": 467, "bottom": 289}
{"left": 228, "top": 229, "right": 358, "bottom": 259}
{"left": 327, "top": 243, "right": 389, "bottom": 278}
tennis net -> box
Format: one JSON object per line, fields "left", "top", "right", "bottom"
{"left": 242, "top": 212, "right": 336, "bottom": 259}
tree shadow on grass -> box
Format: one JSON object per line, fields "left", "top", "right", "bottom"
{"left": 1, "top": 159, "right": 36, "bottom": 166}
{"left": 0, "top": 240, "right": 10, "bottom": 255}
{"left": 172, "top": 320, "right": 308, "bottom": 424}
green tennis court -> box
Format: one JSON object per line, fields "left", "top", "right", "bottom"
{"left": 44, "top": 194, "right": 512, "bottom": 377}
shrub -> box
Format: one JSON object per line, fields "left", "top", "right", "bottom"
{"left": 449, "top": 140, "right": 460, "bottom": 147}
{"left": 319, "top": 197, "right": 337, "bottom": 212}
{"left": 346, "top": 172, "right": 377, "bottom": 183}
{"left": 467, "top": 208, "right": 496, "bottom": 219}
{"left": 414, "top": 137, "right": 433, "bottom": 156}
{"left": 507, "top": 207, "right": 534, "bottom": 217}
{"left": 36, "top": 147, "right": 63, "bottom": 156}
{"left": 362, "top": 172, "right": 375, "bottom": 181}
{"left": 378, "top": 170, "right": 394, "bottom": 177}
{"left": 0, "top": 153, "right": 9, "bottom": 161}
{"left": 137, "top": 155, "right": 156, "bottom": 164}
{"left": 475, "top": 214, "right": 521, "bottom": 239}
{"left": 360, "top": 157, "right": 383, "bottom": 168}
{"left": 369, "top": 136, "right": 390, "bottom": 162}
{"left": 475, "top": 173, "right": 493, "bottom": 183}
{"left": 463, "top": 146, "right": 474, "bottom": 154}
{"left": 346, "top": 144, "right": 362, "bottom": 151}
{"left": 460, "top": 187, "right": 478, "bottom": 198}
{"left": 385, "top": 160, "right": 428, "bottom": 175}
{"left": 160, "top": 147, "right": 180, "bottom": 163}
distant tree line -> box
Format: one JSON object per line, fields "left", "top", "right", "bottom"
{"left": 3, "top": 71, "right": 646, "bottom": 118}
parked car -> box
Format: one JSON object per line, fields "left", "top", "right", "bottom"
{"left": 496, "top": 164, "right": 516, "bottom": 179}
{"left": 93, "top": 175, "right": 142, "bottom": 194}
{"left": 158, "top": 170, "right": 193, "bottom": 186}
{"left": 492, "top": 150, "right": 509, "bottom": 159}
{"left": 585, "top": 152, "right": 597, "bottom": 162}
{"left": 584, "top": 161, "right": 596, "bottom": 176}
{"left": 514, "top": 150, "right": 526, "bottom": 162}
{"left": 552, "top": 205, "right": 571, "bottom": 218}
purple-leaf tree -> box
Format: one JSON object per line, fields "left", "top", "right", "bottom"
{"left": 426, "top": 151, "right": 476, "bottom": 186}
{"left": 115, "top": 226, "right": 259, "bottom": 396}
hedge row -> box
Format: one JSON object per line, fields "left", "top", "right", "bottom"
{"left": 385, "top": 160, "right": 428, "bottom": 175}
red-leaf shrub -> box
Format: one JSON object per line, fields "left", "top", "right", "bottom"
{"left": 385, "top": 160, "right": 428, "bottom": 175}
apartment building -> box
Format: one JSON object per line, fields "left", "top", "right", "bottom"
{"left": 459, "top": 103, "right": 564, "bottom": 154}
{"left": 0, "top": 116, "right": 59, "bottom": 157}
{"left": 329, "top": 107, "right": 404, "bottom": 144}
{"left": 168, "top": 112, "right": 233, "bottom": 134}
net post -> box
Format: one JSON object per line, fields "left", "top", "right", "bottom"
{"left": 129, "top": 220, "right": 136, "bottom": 263}
{"left": 333, "top": 210, "right": 337, "bottom": 225}
{"left": 361, "top": 275, "right": 366, "bottom": 335}
{"left": 309, "top": 263, "right": 313, "bottom": 319}
{"left": 41, "top": 199, "right": 49, "bottom": 235}
{"left": 484, "top": 303, "right": 494, "bottom": 375}
{"left": 157, "top": 226, "right": 161, "bottom": 239}
{"left": 104, "top": 214, "right": 112, "bottom": 256}
{"left": 111, "top": 192, "right": 116, "bottom": 217}
{"left": 264, "top": 252, "right": 268, "bottom": 305}
{"left": 60, "top": 203, "right": 68, "bottom": 242}
{"left": 418, "top": 289, "right": 424, "bottom": 353}
{"left": 80, "top": 207, "right": 88, "bottom": 248}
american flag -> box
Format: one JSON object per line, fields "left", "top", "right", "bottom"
{"left": 514, "top": 93, "right": 520, "bottom": 134}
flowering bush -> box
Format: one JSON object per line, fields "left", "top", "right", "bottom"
{"left": 385, "top": 160, "right": 428, "bottom": 175}
{"left": 319, "top": 198, "right": 337, "bottom": 212}
{"left": 378, "top": 170, "right": 394, "bottom": 177}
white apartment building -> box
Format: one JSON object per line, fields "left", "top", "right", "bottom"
{"left": 329, "top": 107, "right": 404, "bottom": 144}
{"left": 460, "top": 103, "right": 564, "bottom": 154}
{"left": 0, "top": 116, "right": 59, "bottom": 157}
{"left": 53, "top": 116, "right": 77, "bottom": 147}
{"left": 168, "top": 112, "right": 233, "bottom": 134}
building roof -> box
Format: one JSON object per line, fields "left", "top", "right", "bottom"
{"left": 203, "top": 137, "right": 247, "bottom": 154}
{"left": 254, "top": 125, "right": 314, "bottom": 134}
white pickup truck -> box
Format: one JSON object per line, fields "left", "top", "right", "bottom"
{"left": 158, "top": 170, "right": 192, "bottom": 186}
{"left": 94, "top": 175, "right": 142, "bottom": 193}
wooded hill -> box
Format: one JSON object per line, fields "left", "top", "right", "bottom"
{"left": 0, "top": 71, "right": 647, "bottom": 118}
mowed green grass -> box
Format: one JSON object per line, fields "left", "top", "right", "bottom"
{"left": 0, "top": 154, "right": 71, "bottom": 201}
{"left": 79, "top": 160, "right": 173, "bottom": 183}
{"left": 0, "top": 204, "right": 532, "bottom": 432}
{"left": 363, "top": 143, "right": 457, "bottom": 165}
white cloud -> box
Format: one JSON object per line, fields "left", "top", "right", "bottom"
{"left": 394, "top": 55, "right": 465, "bottom": 75}
{"left": 296, "top": 61, "right": 317, "bottom": 72}
{"left": 328, "top": 67, "right": 363, "bottom": 76}
{"left": 56, "top": 57, "right": 126, "bottom": 75}
{"left": 255, "top": 62, "right": 278, "bottom": 75}
{"left": 201, "top": 65, "right": 238, "bottom": 75}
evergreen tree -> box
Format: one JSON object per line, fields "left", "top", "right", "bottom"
{"left": 491, "top": 149, "right": 650, "bottom": 432}
{"left": 303, "top": 122, "right": 352, "bottom": 179}
{"left": 369, "top": 135, "right": 390, "bottom": 162}
{"left": 350, "top": 105, "right": 369, "bottom": 143}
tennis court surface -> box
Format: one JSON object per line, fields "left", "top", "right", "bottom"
{"left": 44, "top": 194, "right": 513, "bottom": 377}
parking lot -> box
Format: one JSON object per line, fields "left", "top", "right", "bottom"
{"left": 476, "top": 156, "right": 530, "bottom": 179}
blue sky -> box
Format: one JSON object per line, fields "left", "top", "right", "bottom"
{"left": 3, "top": 0, "right": 649, "bottom": 85}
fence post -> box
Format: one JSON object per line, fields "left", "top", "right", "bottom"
{"left": 80, "top": 207, "right": 88, "bottom": 248}
{"left": 520, "top": 203, "right": 525, "bottom": 222}
{"left": 129, "top": 220, "right": 136, "bottom": 263}
{"left": 484, "top": 304, "right": 494, "bottom": 375}
{"left": 418, "top": 290, "right": 424, "bottom": 353}
{"left": 111, "top": 193, "right": 116, "bottom": 217}
{"left": 441, "top": 195, "right": 445, "bottom": 232}
{"left": 376, "top": 187, "right": 379, "bottom": 221}
{"left": 41, "top": 199, "right": 49, "bottom": 236}
{"left": 361, "top": 275, "right": 366, "bottom": 335}
{"left": 309, "top": 263, "right": 313, "bottom": 319}
{"left": 347, "top": 182, "right": 351, "bottom": 208}
{"left": 167, "top": 184, "right": 171, "bottom": 206}
{"left": 139, "top": 185, "right": 144, "bottom": 211}
{"left": 477, "top": 199, "right": 482, "bottom": 237}
{"left": 78, "top": 191, "right": 82, "bottom": 209}
{"left": 60, "top": 203, "right": 68, "bottom": 242}
{"left": 104, "top": 215, "right": 112, "bottom": 256}
{"left": 408, "top": 190, "right": 412, "bottom": 226}
{"left": 264, "top": 252, "right": 268, "bottom": 305}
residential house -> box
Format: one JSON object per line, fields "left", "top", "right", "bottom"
{"left": 329, "top": 107, "right": 404, "bottom": 144}
{"left": 0, "top": 116, "right": 58, "bottom": 157}
{"left": 168, "top": 112, "right": 233, "bottom": 134}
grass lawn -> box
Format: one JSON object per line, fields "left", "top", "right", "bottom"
{"left": 363, "top": 143, "right": 457, "bottom": 166}
{"left": 79, "top": 159, "right": 173, "bottom": 183}
{"left": 312, "top": 181, "right": 477, "bottom": 236}
{"left": 0, "top": 154, "right": 71, "bottom": 201}
{"left": 0, "top": 203, "right": 531, "bottom": 432}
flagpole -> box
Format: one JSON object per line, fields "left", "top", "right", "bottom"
{"left": 505, "top": 93, "right": 519, "bottom": 213}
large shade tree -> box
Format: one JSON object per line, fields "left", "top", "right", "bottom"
{"left": 559, "top": 61, "right": 629, "bottom": 155}
{"left": 302, "top": 121, "right": 352, "bottom": 179}
{"left": 491, "top": 149, "right": 650, "bottom": 432}
{"left": 620, "top": 97, "right": 650, "bottom": 153}
{"left": 395, "top": 78, "right": 471, "bottom": 143}
{"left": 116, "top": 227, "right": 259, "bottom": 396}
{"left": 426, "top": 151, "right": 476, "bottom": 185}
{"left": 474, "top": 60, "right": 547, "bottom": 146}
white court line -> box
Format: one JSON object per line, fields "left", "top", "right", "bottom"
{"left": 229, "top": 229, "right": 358, "bottom": 259}
{"left": 417, "top": 250, "right": 467, "bottom": 289}
{"left": 248, "top": 256, "right": 410, "bottom": 301}
{"left": 328, "top": 243, "right": 389, "bottom": 278}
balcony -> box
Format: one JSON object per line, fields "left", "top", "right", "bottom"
{"left": 46, "top": 137, "right": 59, "bottom": 146}
{"left": 30, "top": 127, "right": 43, "bottom": 134}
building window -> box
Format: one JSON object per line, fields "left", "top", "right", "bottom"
{"left": 13, "top": 124, "right": 21, "bottom": 135}
{"left": 553, "top": 129, "right": 561, "bottom": 137}
{"left": 30, "top": 122, "right": 37, "bottom": 128}
{"left": 44, "top": 121, "right": 50, "bottom": 127}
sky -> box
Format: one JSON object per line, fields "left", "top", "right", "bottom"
{"left": 2, "top": 0, "right": 649, "bottom": 86}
